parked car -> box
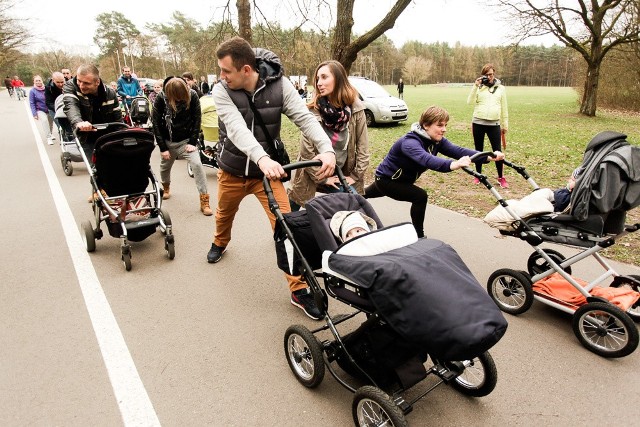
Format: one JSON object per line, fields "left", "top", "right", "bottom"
{"left": 348, "top": 76, "right": 408, "bottom": 126}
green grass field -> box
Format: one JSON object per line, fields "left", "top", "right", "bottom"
{"left": 281, "top": 85, "right": 640, "bottom": 266}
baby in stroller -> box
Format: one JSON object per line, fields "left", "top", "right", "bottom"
{"left": 269, "top": 162, "right": 507, "bottom": 426}
{"left": 476, "top": 131, "right": 640, "bottom": 358}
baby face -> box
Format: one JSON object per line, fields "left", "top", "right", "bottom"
{"left": 346, "top": 227, "right": 368, "bottom": 241}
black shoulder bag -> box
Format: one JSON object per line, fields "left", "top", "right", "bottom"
{"left": 246, "top": 95, "right": 291, "bottom": 181}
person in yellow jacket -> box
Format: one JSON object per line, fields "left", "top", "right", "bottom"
{"left": 467, "top": 63, "right": 509, "bottom": 188}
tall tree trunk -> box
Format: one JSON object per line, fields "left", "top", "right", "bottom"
{"left": 237, "top": 0, "right": 252, "bottom": 44}
{"left": 580, "top": 61, "right": 600, "bottom": 116}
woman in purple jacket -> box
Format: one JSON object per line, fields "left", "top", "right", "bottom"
{"left": 29, "top": 75, "right": 54, "bottom": 144}
{"left": 364, "top": 105, "right": 504, "bottom": 237}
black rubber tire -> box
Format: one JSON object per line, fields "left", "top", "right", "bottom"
{"left": 444, "top": 351, "right": 498, "bottom": 397}
{"left": 364, "top": 110, "right": 374, "bottom": 127}
{"left": 352, "top": 386, "right": 407, "bottom": 427}
{"left": 572, "top": 302, "right": 639, "bottom": 358}
{"left": 610, "top": 274, "right": 640, "bottom": 322}
{"left": 81, "top": 221, "right": 96, "bottom": 252}
{"left": 527, "top": 248, "right": 572, "bottom": 276}
{"left": 165, "top": 238, "right": 175, "bottom": 260}
{"left": 121, "top": 247, "right": 132, "bottom": 271}
{"left": 284, "top": 325, "right": 325, "bottom": 388}
{"left": 487, "top": 268, "right": 534, "bottom": 315}
{"left": 160, "top": 208, "right": 172, "bottom": 235}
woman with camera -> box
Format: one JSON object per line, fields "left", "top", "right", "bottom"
{"left": 467, "top": 63, "right": 509, "bottom": 188}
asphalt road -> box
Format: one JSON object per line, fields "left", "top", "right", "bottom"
{"left": 1, "top": 91, "right": 639, "bottom": 426}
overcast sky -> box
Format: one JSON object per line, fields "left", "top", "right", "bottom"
{"left": 12, "top": 0, "right": 558, "bottom": 54}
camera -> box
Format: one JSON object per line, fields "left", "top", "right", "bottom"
{"left": 480, "top": 75, "right": 490, "bottom": 85}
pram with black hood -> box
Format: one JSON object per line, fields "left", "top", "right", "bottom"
{"left": 78, "top": 122, "right": 175, "bottom": 271}
{"left": 268, "top": 161, "right": 507, "bottom": 427}
{"left": 467, "top": 131, "right": 640, "bottom": 358}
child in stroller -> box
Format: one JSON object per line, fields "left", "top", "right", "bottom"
{"left": 268, "top": 161, "right": 507, "bottom": 427}
{"left": 470, "top": 131, "right": 640, "bottom": 358}
{"left": 78, "top": 123, "right": 175, "bottom": 271}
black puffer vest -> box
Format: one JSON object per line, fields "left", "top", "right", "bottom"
{"left": 218, "top": 48, "right": 284, "bottom": 178}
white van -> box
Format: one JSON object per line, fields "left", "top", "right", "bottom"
{"left": 348, "top": 76, "right": 408, "bottom": 126}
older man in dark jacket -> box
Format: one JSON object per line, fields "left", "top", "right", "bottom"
{"left": 62, "top": 64, "right": 122, "bottom": 163}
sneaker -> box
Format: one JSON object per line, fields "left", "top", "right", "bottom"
{"left": 290, "top": 288, "right": 323, "bottom": 320}
{"left": 498, "top": 177, "right": 509, "bottom": 188}
{"left": 207, "top": 243, "right": 227, "bottom": 263}
{"left": 47, "top": 136, "right": 54, "bottom": 145}
{"left": 472, "top": 177, "right": 480, "bottom": 184}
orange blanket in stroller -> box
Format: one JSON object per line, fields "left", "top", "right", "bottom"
{"left": 533, "top": 273, "right": 640, "bottom": 311}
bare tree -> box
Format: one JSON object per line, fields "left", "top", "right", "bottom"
{"left": 402, "top": 56, "right": 431, "bottom": 85}
{"left": 496, "top": 0, "right": 640, "bottom": 116}
{"left": 332, "top": 0, "right": 412, "bottom": 72}
{"left": 0, "top": 0, "right": 30, "bottom": 71}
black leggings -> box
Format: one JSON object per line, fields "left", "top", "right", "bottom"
{"left": 472, "top": 123, "right": 503, "bottom": 177}
{"left": 364, "top": 176, "right": 428, "bottom": 238}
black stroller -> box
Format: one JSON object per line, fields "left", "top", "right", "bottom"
{"left": 468, "top": 131, "right": 640, "bottom": 358}
{"left": 54, "top": 95, "right": 83, "bottom": 176}
{"left": 187, "top": 99, "right": 219, "bottom": 178}
{"left": 79, "top": 123, "right": 175, "bottom": 271}
{"left": 123, "top": 96, "right": 151, "bottom": 128}
{"left": 266, "top": 161, "right": 507, "bottom": 427}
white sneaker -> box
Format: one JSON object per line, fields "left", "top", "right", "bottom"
{"left": 47, "top": 136, "right": 54, "bottom": 145}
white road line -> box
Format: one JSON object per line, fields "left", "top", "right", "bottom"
{"left": 25, "top": 102, "right": 161, "bottom": 426}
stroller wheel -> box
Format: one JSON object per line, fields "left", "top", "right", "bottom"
{"left": 81, "top": 221, "right": 96, "bottom": 252}
{"left": 487, "top": 269, "right": 534, "bottom": 315}
{"left": 187, "top": 162, "right": 194, "bottom": 178}
{"left": 121, "top": 245, "right": 132, "bottom": 271}
{"left": 165, "top": 236, "right": 175, "bottom": 260}
{"left": 443, "top": 351, "right": 498, "bottom": 397}
{"left": 572, "top": 302, "right": 639, "bottom": 358}
{"left": 352, "top": 386, "right": 407, "bottom": 427}
{"left": 610, "top": 275, "right": 640, "bottom": 322}
{"left": 160, "top": 208, "right": 172, "bottom": 235}
{"left": 284, "top": 325, "right": 325, "bottom": 388}
{"left": 527, "top": 249, "right": 572, "bottom": 276}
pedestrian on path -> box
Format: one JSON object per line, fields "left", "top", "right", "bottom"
{"left": 29, "top": 75, "right": 54, "bottom": 144}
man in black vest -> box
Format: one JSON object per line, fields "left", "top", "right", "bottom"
{"left": 207, "top": 36, "right": 336, "bottom": 320}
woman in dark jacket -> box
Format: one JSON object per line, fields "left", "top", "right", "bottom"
{"left": 364, "top": 105, "right": 504, "bottom": 237}
{"left": 152, "top": 76, "right": 212, "bottom": 215}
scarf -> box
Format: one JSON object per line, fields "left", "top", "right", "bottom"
{"left": 317, "top": 97, "right": 351, "bottom": 132}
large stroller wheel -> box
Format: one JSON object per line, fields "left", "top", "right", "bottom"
{"left": 572, "top": 302, "right": 638, "bottom": 358}
{"left": 160, "top": 207, "right": 172, "bottom": 236}
{"left": 121, "top": 244, "right": 132, "bottom": 271}
{"left": 164, "top": 235, "right": 175, "bottom": 260}
{"left": 60, "top": 153, "right": 73, "bottom": 176}
{"left": 527, "top": 249, "right": 572, "bottom": 276}
{"left": 487, "top": 269, "right": 534, "bottom": 315}
{"left": 352, "top": 386, "right": 407, "bottom": 427}
{"left": 81, "top": 221, "right": 96, "bottom": 252}
{"left": 611, "top": 275, "right": 640, "bottom": 322}
{"left": 443, "top": 351, "right": 498, "bottom": 397}
{"left": 284, "top": 325, "right": 324, "bottom": 388}
{"left": 187, "top": 162, "right": 194, "bottom": 178}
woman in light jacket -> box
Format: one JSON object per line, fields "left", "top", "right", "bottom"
{"left": 288, "top": 60, "right": 370, "bottom": 210}
{"left": 467, "top": 63, "right": 509, "bottom": 188}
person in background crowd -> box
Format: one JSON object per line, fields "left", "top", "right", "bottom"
{"left": 11, "top": 75, "right": 26, "bottom": 99}
{"left": 199, "top": 75, "right": 210, "bottom": 95}
{"left": 45, "top": 71, "right": 66, "bottom": 132}
{"left": 30, "top": 75, "right": 54, "bottom": 144}
{"left": 288, "top": 59, "right": 369, "bottom": 210}
{"left": 148, "top": 80, "right": 162, "bottom": 106}
{"left": 117, "top": 66, "right": 142, "bottom": 107}
{"left": 181, "top": 72, "right": 204, "bottom": 98}
{"left": 364, "top": 105, "right": 504, "bottom": 238}
{"left": 151, "top": 76, "right": 212, "bottom": 216}
{"left": 61, "top": 68, "right": 72, "bottom": 81}
{"left": 467, "top": 63, "right": 509, "bottom": 188}
{"left": 207, "top": 36, "right": 336, "bottom": 320}
{"left": 4, "top": 76, "right": 13, "bottom": 96}
{"left": 397, "top": 78, "right": 404, "bottom": 99}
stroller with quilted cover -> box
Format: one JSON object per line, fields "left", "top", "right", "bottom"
{"left": 78, "top": 122, "right": 175, "bottom": 271}
{"left": 466, "top": 131, "right": 640, "bottom": 358}
{"left": 267, "top": 161, "right": 508, "bottom": 427}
